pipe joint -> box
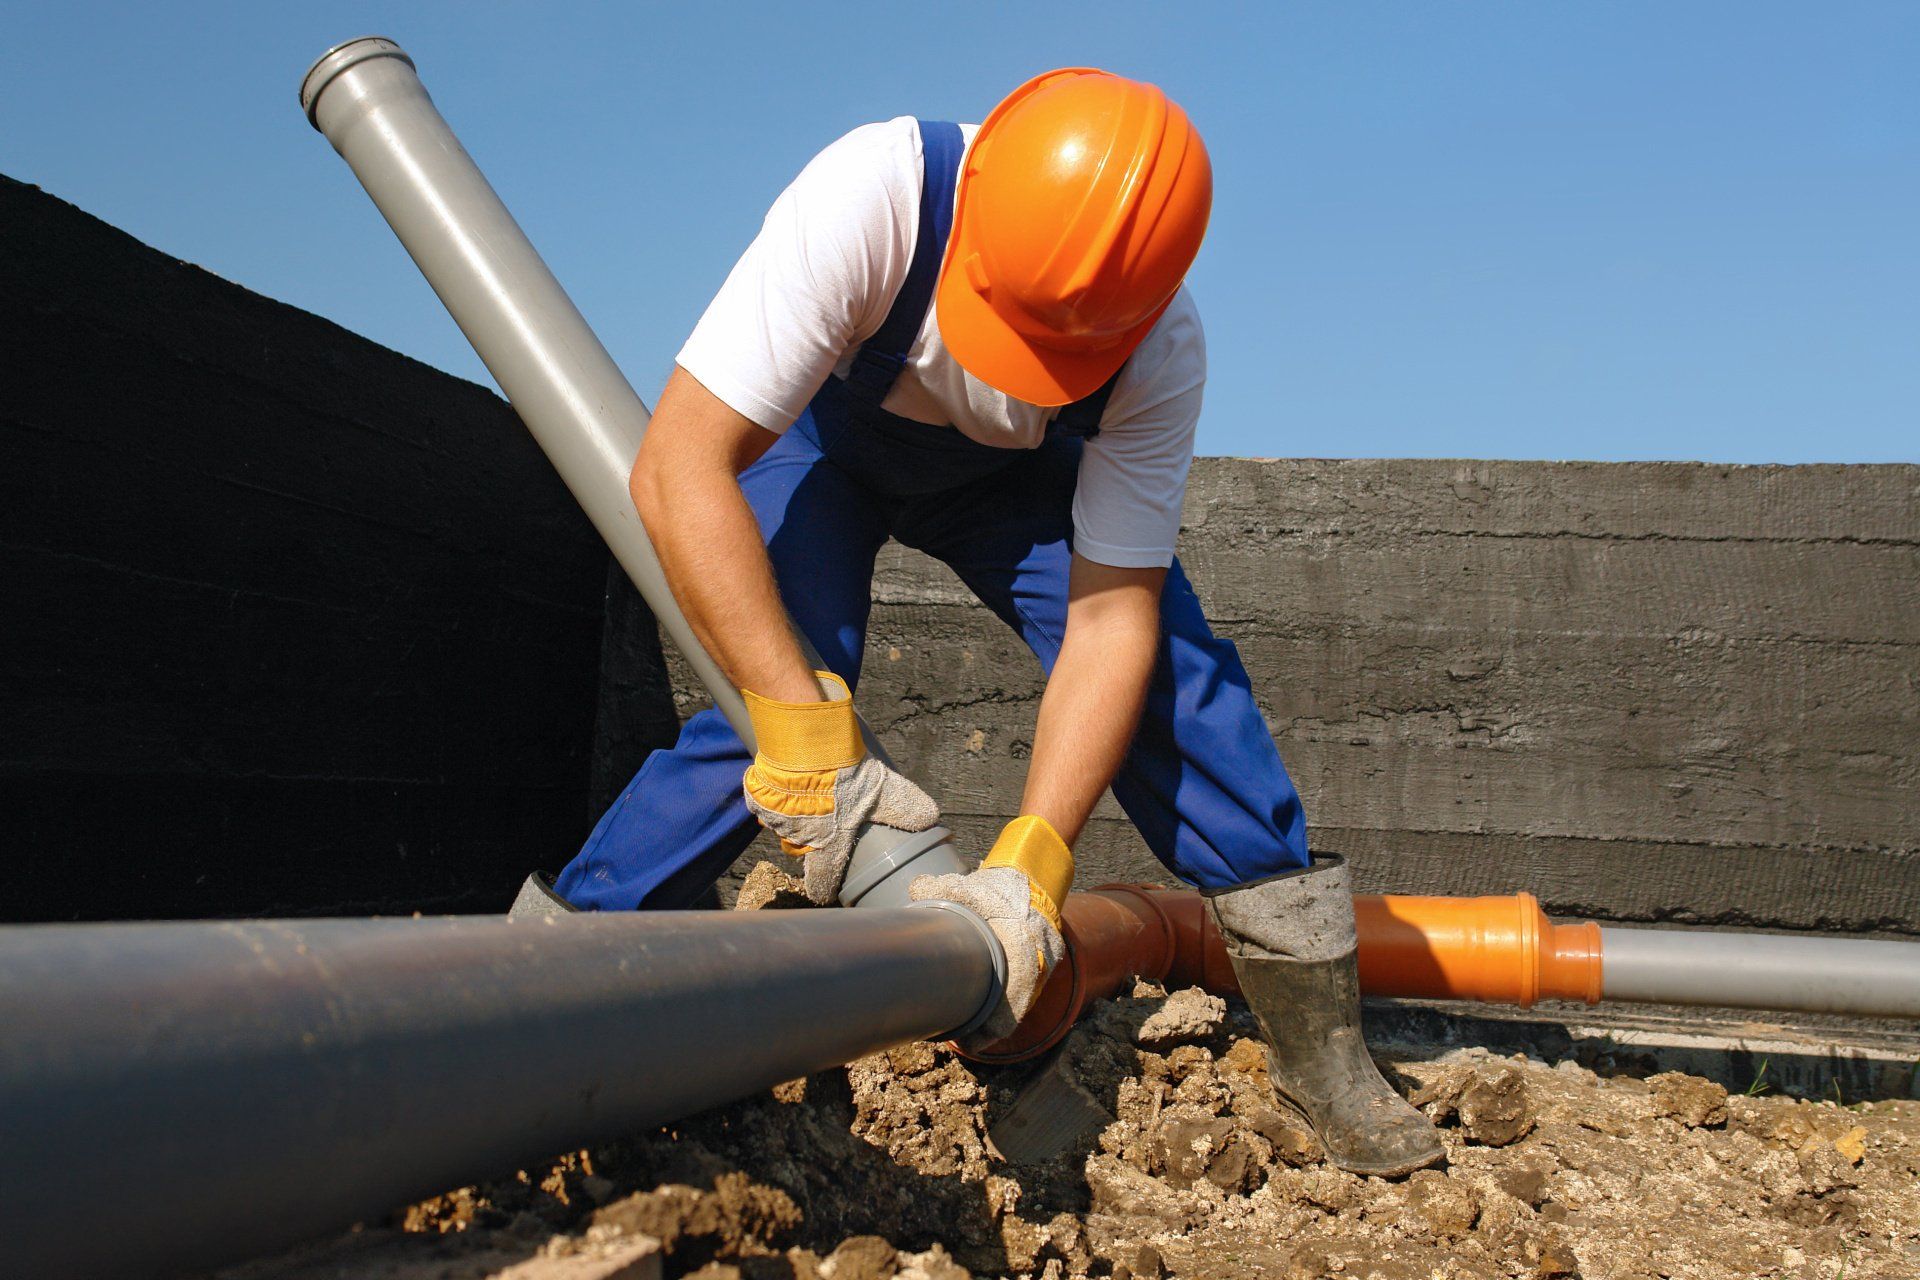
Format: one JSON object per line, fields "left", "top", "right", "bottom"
{"left": 965, "top": 885, "right": 1611, "bottom": 1063}
{"left": 903, "top": 900, "right": 1008, "bottom": 1038}
{"left": 964, "top": 883, "right": 1193, "bottom": 1064}
{"left": 839, "top": 824, "right": 970, "bottom": 909}
{"left": 299, "top": 36, "right": 413, "bottom": 127}
{"left": 1354, "top": 892, "right": 1602, "bottom": 1008}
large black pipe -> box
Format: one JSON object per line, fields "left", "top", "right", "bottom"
{"left": 0, "top": 908, "right": 997, "bottom": 1277}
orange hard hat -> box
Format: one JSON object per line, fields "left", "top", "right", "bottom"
{"left": 937, "top": 68, "right": 1213, "bottom": 407}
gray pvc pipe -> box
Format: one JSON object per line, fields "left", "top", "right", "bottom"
{"left": 1600, "top": 926, "right": 1920, "bottom": 1019}
{"left": 0, "top": 908, "right": 998, "bottom": 1278}
{"left": 299, "top": 37, "right": 970, "bottom": 903}
{"left": 300, "top": 38, "right": 738, "bottom": 736}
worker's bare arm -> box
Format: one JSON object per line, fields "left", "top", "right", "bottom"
{"left": 629, "top": 366, "right": 822, "bottom": 703}
{"left": 1020, "top": 555, "right": 1166, "bottom": 844}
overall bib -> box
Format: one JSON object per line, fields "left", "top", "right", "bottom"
{"left": 555, "top": 122, "right": 1308, "bottom": 911}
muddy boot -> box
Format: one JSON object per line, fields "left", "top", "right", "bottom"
{"left": 1205, "top": 855, "right": 1444, "bottom": 1177}
{"left": 507, "top": 872, "right": 577, "bottom": 920}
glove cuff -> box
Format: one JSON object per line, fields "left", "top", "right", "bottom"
{"left": 982, "top": 815, "right": 1074, "bottom": 933}
{"left": 742, "top": 671, "right": 864, "bottom": 771}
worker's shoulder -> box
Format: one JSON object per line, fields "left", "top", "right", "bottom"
{"left": 770, "top": 117, "right": 927, "bottom": 244}
{"left": 793, "top": 116, "right": 924, "bottom": 193}
{"left": 794, "top": 116, "right": 983, "bottom": 197}
{"left": 1123, "top": 286, "right": 1206, "bottom": 394}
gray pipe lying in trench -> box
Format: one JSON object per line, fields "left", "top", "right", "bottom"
{"left": 1, "top": 915, "right": 1911, "bottom": 1280}
{"left": 1598, "top": 926, "right": 1920, "bottom": 1017}
{"left": 0, "top": 909, "right": 999, "bottom": 1279}
{"left": 298, "top": 35, "right": 966, "bottom": 910}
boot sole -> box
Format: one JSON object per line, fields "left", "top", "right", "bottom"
{"left": 1268, "top": 1092, "right": 1448, "bottom": 1179}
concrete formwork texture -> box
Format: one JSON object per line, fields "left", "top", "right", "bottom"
{"left": 692, "top": 460, "right": 1919, "bottom": 936}
{"left": 5, "top": 164, "right": 1913, "bottom": 941}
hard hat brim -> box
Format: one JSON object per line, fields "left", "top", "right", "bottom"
{"left": 936, "top": 64, "right": 1194, "bottom": 408}
{"left": 936, "top": 256, "right": 1168, "bottom": 408}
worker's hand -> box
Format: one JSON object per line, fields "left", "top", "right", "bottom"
{"left": 909, "top": 815, "right": 1073, "bottom": 1046}
{"left": 742, "top": 671, "right": 941, "bottom": 905}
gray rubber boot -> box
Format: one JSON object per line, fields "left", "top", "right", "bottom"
{"left": 507, "top": 872, "right": 578, "bottom": 920}
{"left": 1206, "top": 855, "right": 1445, "bottom": 1178}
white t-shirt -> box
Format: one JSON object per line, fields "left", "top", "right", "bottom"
{"left": 676, "top": 117, "right": 1206, "bottom": 570}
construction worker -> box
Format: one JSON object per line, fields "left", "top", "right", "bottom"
{"left": 512, "top": 69, "right": 1442, "bottom": 1177}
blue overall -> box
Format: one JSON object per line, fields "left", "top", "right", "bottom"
{"left": 554, "top": 121, "right": 1308, "bottom": 911}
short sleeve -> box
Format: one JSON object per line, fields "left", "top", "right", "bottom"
{"left": 1069, "top": 290, "right": 1206, "bottom": 568}
{"left": 676, "top": 122, "right": 917, "bottom": 431}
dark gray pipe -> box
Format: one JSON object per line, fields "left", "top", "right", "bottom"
{"left": 0, "top": 907, "right": 998, "bottom": 1278}
{"left": 299, "top": 36, "right": 968, "bottom": 905}
{"left": 1600, "top": 926, "right": 1920, "bottom": 1019}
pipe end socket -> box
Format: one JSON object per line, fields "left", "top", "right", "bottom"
{"left": 903, "top": 899, "right": 1008, "bottom": 1039}
{"left": 838, "top": 824, "right": 970, "bottom": 909}
{"left": 300, "top": 37, "right": 414, "bottom": 127}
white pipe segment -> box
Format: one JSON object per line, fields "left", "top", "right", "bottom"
{"left": 1600, "top": 926, "right": 1920, "bottom": 1019}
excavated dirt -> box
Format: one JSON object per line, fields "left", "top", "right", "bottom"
{"left": 224, "top": 870, "right": 1920, "bottom": 1280}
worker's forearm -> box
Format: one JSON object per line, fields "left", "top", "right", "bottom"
{"left": 630, "top": 370, "right": 820, "bottom": 704}
{"left": 1020, "top": 561, "right": 1163, "bottom": 844}
{"left": 638, "top": 473, "right": 818, "bottom": 702}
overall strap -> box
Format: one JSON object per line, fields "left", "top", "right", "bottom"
{"left": 1050, "top": 366, "right": 1123, "bottom": 440}
{"left": 843, "top": 119, "right": 966, "bottom": 405}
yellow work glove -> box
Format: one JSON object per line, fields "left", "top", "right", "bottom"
{"left": 741, "top": 671, "right": 941, "bottom": 905}
{"left": 909, "top": 815, "right": 1073, "bottom": 1045}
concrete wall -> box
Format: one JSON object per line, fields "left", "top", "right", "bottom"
{"left": 1, "top": 174, "right": 677, "bottom": 921}
{"left": 8, "top": 170, "right": 1911, "bottom": 936}
{"left": 687, "top": 458, "right": 1918, "bottom": 936}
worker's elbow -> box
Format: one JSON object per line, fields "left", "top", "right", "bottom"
{"left": 1064, "top": 599, "right": 1158, "bottom": 669}
{"left": 628, "top": 446, "right": 666, "bottom": 534}
{"left": 1069, "top": 576, "right": 1163, "bottom": 642}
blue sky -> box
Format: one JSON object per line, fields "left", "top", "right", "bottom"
{"left": 3, "top": 3, "right": 1914, "bottom": 462}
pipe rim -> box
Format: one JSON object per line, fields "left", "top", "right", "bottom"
{"left": 1578, "top": 921, "right": 1604, "bottom": 1004}
{"left": 300, "top": 36, "right": 415, "bottom": 127}
{"left": 961, "top": 884, "right": 1182, "bottom": 1064}
{"left": 1515, "top": 891, "right": 1541, "bottom": 1007}
{"left": 961, "top": 937, "right": 1086, "bottom": 1065}
{"left": 903, "top": 900, "right": 1007, "bottom": 1038}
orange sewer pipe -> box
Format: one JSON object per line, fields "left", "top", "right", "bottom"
{"left": 966, "top": 885, "right": 1603, "bottom": 1064}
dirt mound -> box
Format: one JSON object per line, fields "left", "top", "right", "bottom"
{"left": 225, "top": 875, "right": 1920, "bottom": 1279}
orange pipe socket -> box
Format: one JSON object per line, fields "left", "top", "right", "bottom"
{"left": 964, "top": 886, "right": 1602, "bottom": 1064}
{"left": 1354, "top": 892, "right": 1602, "bottom": 1010}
